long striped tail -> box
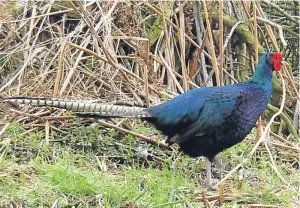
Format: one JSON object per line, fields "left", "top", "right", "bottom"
{"left": 1, "top": 97, "right": 151, "bottom": 118}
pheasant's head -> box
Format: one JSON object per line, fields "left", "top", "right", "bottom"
{"left": 266, "top": 52, "right": 284, "bottom": 72}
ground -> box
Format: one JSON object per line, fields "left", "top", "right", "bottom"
{"left": 0, "top": 118, "right": 297, "bottom": 207}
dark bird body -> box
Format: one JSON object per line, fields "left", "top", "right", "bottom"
{"left": 146, "top": 83, "right": 270, "bottom": 161}
{"left": 1, "top": 52, "right": 284, "bottom": 185}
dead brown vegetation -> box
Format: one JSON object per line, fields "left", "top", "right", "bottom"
{"left": 0, "top": 1, "right": 299, "bottom": 207}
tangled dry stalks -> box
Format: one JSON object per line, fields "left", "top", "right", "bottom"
{"left": 0, "top": 1, "right": 299, "bottom": 207}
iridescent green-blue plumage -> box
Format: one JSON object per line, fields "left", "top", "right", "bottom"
{"left": 145, "top": 52, "right": 281, "bottom": 161}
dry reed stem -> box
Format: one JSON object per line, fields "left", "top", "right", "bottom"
{"left": 253, "top": 2, "right": 262, "bottom": 141}
{"left": 160, "top": 54, "right": 184, "bottom": 94}
{"left": 202, "top": 0, "right": 220, "bottom": 86}
{"left": 218, "top": 183, "right": 224, "bottom": 204}
{"left": 218, "top": 0, "right": 223, "bottom": 86}
{"left": 143, "top": 62, "right": 150, "bottom": 107}
{"left": 159, "top": 1, "right": 175, "bottom": 90}
{"left": 45, "top": 120, "right": 50, "bottom": 145}
{"left": 201, "top": 191, "right": 210, "bottom": 208}
{"left": 241, "top": 0, "right": 251, "bottom": 19}
{"left": 178, "top": 5, "right": 188, "bottom": 91}
{"left": 53, "top": 43, "right": 67, "bottom": 97}
{"left": 253, "top": 3, "right": 259, "bottom": 63}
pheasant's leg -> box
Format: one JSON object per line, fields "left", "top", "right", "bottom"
{"left": 204, "top": 159, "right": 212, "bottom": 186}
{"left": 213, "top": 157, "right": 222, "bottom": 178}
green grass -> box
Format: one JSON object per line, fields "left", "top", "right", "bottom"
{"left": 0, "top": 122, "right": 297, "bottom": 207}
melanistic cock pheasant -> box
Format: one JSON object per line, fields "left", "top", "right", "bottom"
{"left": 1, "top": 52, "right": 284, "bottom": 186}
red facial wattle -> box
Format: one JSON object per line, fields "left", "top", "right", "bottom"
{"left": 271, "top": 52, "right": 283, "bottom": 72}
{"left": 273, "top": 62, "right": 281, "bottom": 71}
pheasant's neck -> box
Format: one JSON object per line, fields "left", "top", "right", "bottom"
{"left": 249, "top": 64, "right": 273, "bottom": 89}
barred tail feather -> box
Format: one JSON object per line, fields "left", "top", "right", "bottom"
{"left": 1, "top": 97, "right": 150, "bottom": 118}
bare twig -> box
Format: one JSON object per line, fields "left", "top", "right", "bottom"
{"left": 202, "top": 0, "right": 220, "bottom": 86}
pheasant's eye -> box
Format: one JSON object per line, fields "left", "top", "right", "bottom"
{"left": 274, "top": 55, "right": 281, "bottom": 61}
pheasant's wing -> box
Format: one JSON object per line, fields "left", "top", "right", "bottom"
{"left": 147, "top": 88, "right": 207, "bottom": 133}
{"left": 147, "top": 84, "right": 248, "bottom": 143}
{"left": 175, "top": 84, "right": 268, "bottom": 144}
{"left": 176, "top": 89, "right": 242, "bottom": 143}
